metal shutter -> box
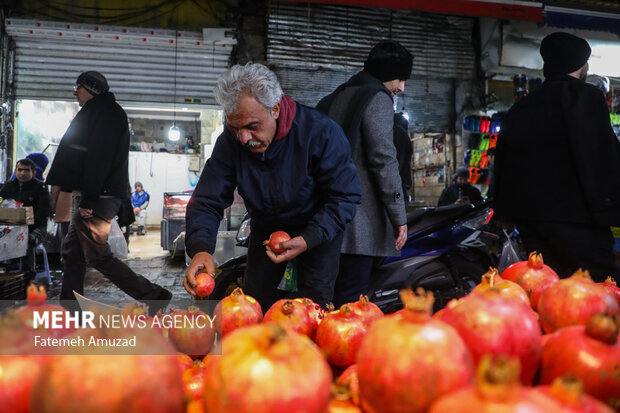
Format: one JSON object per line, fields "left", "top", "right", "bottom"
{"left": 5, "top": 18, "right": 235, "bottom": 105}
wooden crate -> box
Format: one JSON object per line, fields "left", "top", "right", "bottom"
{"left": 0, "top": 207, "right": 34, "bottom": 225}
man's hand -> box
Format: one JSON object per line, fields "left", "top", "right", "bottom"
{"left": 394, "top": 224, "right": 407, "bottom": 250}
{"left": 183, "top": 251, "right": 215, "bottom": 297}
{"left": 265, "top": 236, "right": 307, "bottom": 264}
{"left": 133, "top": 207, "right": 141, "bottom": 214}
{"left": 79, "top": 207, "right": 93, "bottom": 220}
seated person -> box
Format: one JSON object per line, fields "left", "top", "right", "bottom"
{"left": 0, "top": 158, "right": 52, "bottom": 270}
{"left": 131, "top": 181, "right": 149, "bottom": 235}
{"left": 438, "top": 166, "right": 482, "bottom": 206}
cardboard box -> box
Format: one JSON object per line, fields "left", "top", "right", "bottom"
{"left": 0, "top": 207, "right": 34, "bottom": 225}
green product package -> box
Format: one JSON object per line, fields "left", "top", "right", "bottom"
{"left": 277, "top": 258, "right": 298, "bottom": 292}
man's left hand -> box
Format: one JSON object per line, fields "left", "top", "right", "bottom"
{"left": 265, "top": 235, "right": 307, "bottom": 263}
{"left": 79, "top": 208, "right": 93, "bottom": 219}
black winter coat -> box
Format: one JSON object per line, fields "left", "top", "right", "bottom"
{"left": 495, "top": 75, "right": 620, "bottom": 226}
{"left": 46, "top": 92, "right": 130, "bottom": 209}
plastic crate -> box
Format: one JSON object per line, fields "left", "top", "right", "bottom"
{"left": 0, "top": 271, "right": 27, "bottom": 300}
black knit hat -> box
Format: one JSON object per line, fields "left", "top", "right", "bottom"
{"left": 540, "top": 32, "right": 591, "bottom": 77}
{"left": 76, "top": 71, "right": 109, "bottom": 96}
{"left": 454, "top": 166, "right": 470, "bottom": 180}
{"left": 364, "top": 40, "right": 413, "bottom": 82}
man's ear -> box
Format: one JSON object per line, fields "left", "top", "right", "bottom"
{"left": 271, "top": 101, "right": 281, "bottom": 120}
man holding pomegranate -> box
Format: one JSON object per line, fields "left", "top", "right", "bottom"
{"left": 184, "top": 63, "right": 361, "bottom": 311}
{"left": 494, "top": 32, "right": 620, "bottom": 282}
{"left": 316, "top": 40, "right": 411, "bottom": 306}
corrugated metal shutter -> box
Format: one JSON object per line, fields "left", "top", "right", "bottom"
{"left": 5, "top": 18, "right": 235, "bottom": 105}
{"left": 267, "top": 2, "right": 474, "bottom": 132}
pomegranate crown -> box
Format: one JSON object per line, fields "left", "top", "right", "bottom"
{"left": 400, "top": 287, "right": 434, "bottom": 313}
{"left": 527, "top": 251, "right": 544, "bottom": 269}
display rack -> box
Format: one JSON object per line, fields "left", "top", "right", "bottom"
{"left": 461, "top": 113, "right": 502, "bottom": 197}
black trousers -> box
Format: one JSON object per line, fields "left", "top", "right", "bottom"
{"left": 517, "top": 221, "right": 619, "bottom": 282}
{"left": 60, "top": 197, "right": 167, "bottom": 303}
{"left": 333, "top": 254, "right": 375, "bottom": 308}
{"left": 243, "top": 226, "right": 343, "bottom": 313}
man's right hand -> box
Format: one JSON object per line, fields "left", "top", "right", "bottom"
{"left": 183, "top": 251, "right": 215, "bottom": 297}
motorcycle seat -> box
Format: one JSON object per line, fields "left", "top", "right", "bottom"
{"left": 407, "top": 204, "right": 474, "bottom": 234}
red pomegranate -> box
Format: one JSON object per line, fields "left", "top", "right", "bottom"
{"left": 436, "top": 289, "right": 542, "bottom": 384}
{"left": 266, "top": 231, "right": 290, "bottom": 253}
{"left": 202, "top": 323, "right": 332, "bottom": 413}
{"left": 293, "top": 297, "right": 324, "bottom": 340}
{"left": 315, "top": 304, "right": 367, "bottom": 367}
{"left": 535, "top": 376, "right": 614, "bottom": 413}
{"left": 167, "top": 306, "right": 216, "bottom": 358}
{"left": 540, "top": 314, "right": 620, "bottom": 410}
{"left": 328, "top": 384, "right": 362, "bottom": 413}
{"left": 357, "top": 288, "right": 474, "bottom": 413}
{"left": 472, "top": 268, "right": 531, "bottom": 307}
{"left": 214, "top": 287, "right": 263, "bottom": 337}
{"left": 0, "top": 355, "right": 47, "bottom": 413}
{"left": 182, "top": 361, "right": 206, "bottom": 402}
{"left": 14, "top": 284, "right": 73, "bottom": 340}
{"left": 175, "top": 353, "right": 194, "bottom": 372}
{"left": 501, "top": 252, "right": 559, "bottom": 311}
{"left": 186, "top": 400, "right": 204, "bottom": 413}
{"left": 263, "top": 299, "right": 313, "bottom": 337}
{"left": 348, "top": 295, "right": 383, "bottom": 327}
{"left": 537, "top": 269, "right": 620, "bottom": 334}
{"left": 195, "top": 272, "right": 215, "bottom": 297}
{"left": 336, "top": 364, "right": 359, "bottom": 406}
{"left": 31, "top": 354, "right": 184, "bottom": 413}
{"left": 429, "top": 356, "right": 564, "bottom": 413}
{"left": 598, "top": 276, "right": 620, "bottom": 305}
{"left": 30, "top": 322, "right": 184, "bottom": 413}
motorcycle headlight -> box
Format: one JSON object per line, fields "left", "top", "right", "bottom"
{"left": 236, "top": 218, "right": 251, "bottom": 244}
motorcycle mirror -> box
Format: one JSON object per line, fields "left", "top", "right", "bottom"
{"left": 236, "top": 217, "right": 251, "bottom": 246}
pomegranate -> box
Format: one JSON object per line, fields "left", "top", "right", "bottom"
{"left": 472, "top": 268, "right": 530, "bottom": 307}
{"left": 14, "top": 284, "right": 72, "bottom": 340}
{"left": 202, "top": 323, "right": 332, "bottom": 412}
{"left": 182, "top": 361, "right": 206, "bottom": 402}
{"left": 176, "top": 353, "right": 195, "bottom": 372}
{"left": 328, "top": 384, "right": 362, "bottom": 413}
{"left": 167, "top": 306, "right": 216, "bottom": 358}
{"left": 429, "top": 356, "right": 564, "bottom": 413}
{"left": 436, "top": 289, "right": 542, "bottom": 384}
{"left": 315, "top": 304, "right": 367, "bottom": 367}
{"left": 0, "top": 355, "right": 47, "bottom": 413}
{"left": 293, "top": 297, "right": 324, "bottom": 340}
{"left": 336, "top": 364, "right": 359, "bottom": 405}
{"left": 186, "top": 400, "right": 204, "bottom": 413}
{"left": 214, "top": 287, "right": 263, "bottom": 337}
{"left": 540, "top": 314, "right": 620, "bottom": 410}
{"left": 25, "top": 283, "right": 47, "bottom": 303}
{"left": 501, "top": 252, "right": 559, "bottom": 311}
{"left": 537, "top": 269, "right": 620, "bottom": 334}
{"left": 348, "top": 295, "right": 383, "bottom": 327}
{"left": 195, "top": 272, "right": 215, "bottom": 297}
{"left": 266, "top": 230, "right": 290, "bottom": 253}
{"left": 598, "top": 276, "right": 620, "bottom": 305}
{"left": 263, "top": 299, "right": 313, "bottom": 337}
{"left": 357, "top": 288, "right": 474, "bottom": 413}
{"left": 535, "top": 376, "right": 614, "bottom": 413}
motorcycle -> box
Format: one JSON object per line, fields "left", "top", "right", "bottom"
{"left": 210, "top": 201, "right": 496, "bottom": 313}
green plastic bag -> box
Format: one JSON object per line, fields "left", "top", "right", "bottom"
{"left": 277, "top": 258, "right": 298, "bottom": 292}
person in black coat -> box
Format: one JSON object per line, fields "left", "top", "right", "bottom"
{"left": 46, "top": 71, "right": 171, "bottom": 311}
{"left": 438, "top": 166, "right": 482, "bottom": 206}
{"left": 494, "top": 32, "right": 620, "bottom": 282}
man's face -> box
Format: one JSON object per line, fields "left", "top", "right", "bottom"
{"left": 135, "top": 185, "right": 143, "bottom": 193}
{"left": 226, "top": 94, "right": 280, "bottom": 153}
{"left": 73, "top": 84, "right": 94, "bottom": 107}
{"left": 15, "top": 163, "right": 34, "bottom": 184}
{"left": 456, "top": 176, "right": 468, "bottom": 186}
{"left": 383, "top": 79, "right": 406, "bottom": 96}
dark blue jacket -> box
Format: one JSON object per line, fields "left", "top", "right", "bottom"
{"left": 185, "top": 101, "right": 361, "bottom": 256}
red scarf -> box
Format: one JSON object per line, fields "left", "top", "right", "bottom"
{"left": 274, "top": 95, "right": 296, "bottom": 141}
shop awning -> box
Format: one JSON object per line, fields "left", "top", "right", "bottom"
{"left": 280, "top": 0, "right": 544, "bottom": 21}
{"left": 545, "top": 6, "right": 620, "bottom": 35}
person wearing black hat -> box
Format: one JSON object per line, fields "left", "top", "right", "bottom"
{"left": 46, "top": 71, "right": 172, "bottom": 312}
{"left": 317, "top": 40, "right": 412, "bottom": 306}
{"left": 494, "top": 32, "right": 620, "bottom": 282}
{"left": 437, "top": 166, "right": 483, "bottom": 207}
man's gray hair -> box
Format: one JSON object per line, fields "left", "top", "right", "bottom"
{"left": 214, "top": 62, "right": 283, "bottom": 115}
